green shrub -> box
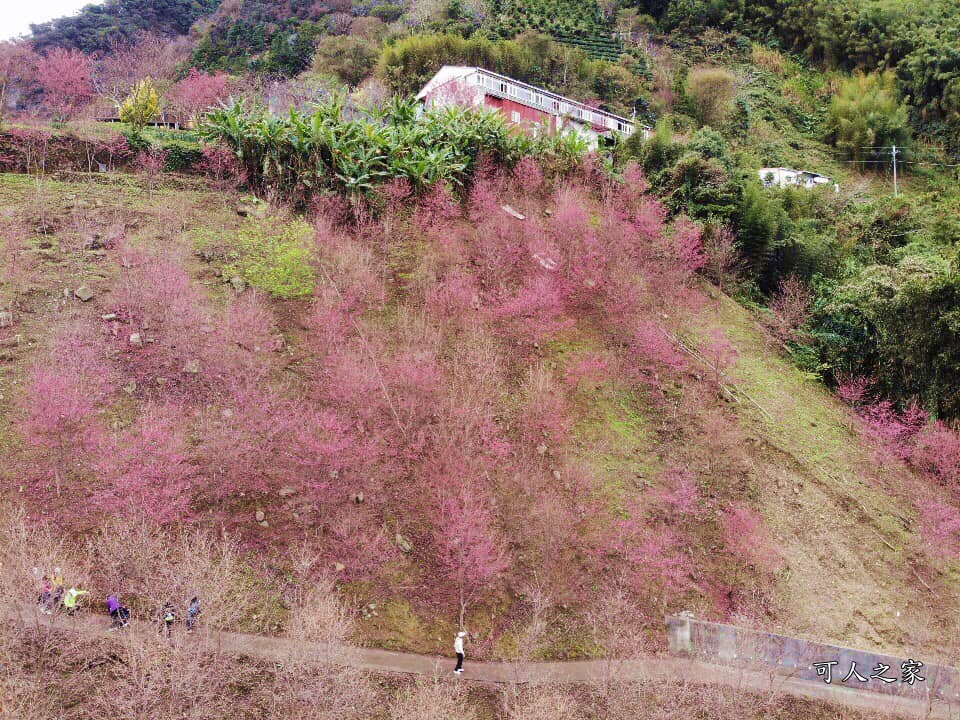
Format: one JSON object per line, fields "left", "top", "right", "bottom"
{"left": 160, "top": 139, "right": 204, "bottom": 171}
{"left": 223, "top": 218, "right": 317, "bottom": 299}
{"left": 370, "top": 3, "right": 404, "bottom": 22}
{"left": 122, "top": 129, "right": 151, "bottom": 155}
{"left": 312, "top": 35, "right": 380, "bottom": 87}
{"left": 827, "top": 71, "right": 910, "bottom": 166}
{"left": 686, "top": 66, "right": 738, "bottom": 127}
{"left": 120, "top": 78, "right": 162, "bottom": 133}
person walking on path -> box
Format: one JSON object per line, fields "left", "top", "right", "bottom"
{"left": 107, "top": 594, "right": 130, "bottom": 629}
{"left": 38, "top": 576, "right": 53, "bottom": 614}
{"left": 62, "top": 587, "right": 88, "bottom": 616}
{"left": 454, "top": 631, "right": 466, "bottom": 674}
{"left": 161, "top": 602, "right": 176, "bottom": 638}
{"left": 186, "top": 596, "right": 201, "bottom": 633}
{"left": 51, "top": 568, "right": 65, "bottom": 609}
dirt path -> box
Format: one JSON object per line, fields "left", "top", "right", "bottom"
{"left": 12, "top": 605, "right": 953, "bottom": 719}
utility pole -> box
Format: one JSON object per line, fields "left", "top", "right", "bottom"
{"left": 891, "top": 144, "right": 899, "bottom": 197}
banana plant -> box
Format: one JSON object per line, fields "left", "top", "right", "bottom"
{"left": 198, "top": 89, "right": 591, "bottom": 208}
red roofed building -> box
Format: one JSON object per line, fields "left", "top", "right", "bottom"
{"left": 416, "top": 66, "right": 650, "bottom": 149}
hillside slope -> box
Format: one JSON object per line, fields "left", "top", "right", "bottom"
{"left": 0, "top": 165, "right": 955, "bottom": 664}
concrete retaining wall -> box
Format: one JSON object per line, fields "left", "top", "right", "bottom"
{"left": 666, "top": 614, "right": 960, "bottom": 702}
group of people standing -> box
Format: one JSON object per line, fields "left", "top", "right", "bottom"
{"left": 37, "top": 568, "right": 88, "bottom": 616}
{"left": 36, "top": 569, "right": 201, "bottom": 636}
{"left": 159, "top": 597, "right": 202, "bottom": 637}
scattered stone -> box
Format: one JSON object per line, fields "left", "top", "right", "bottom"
{"left": 279, "top": 486, "right": 297, "bottom": 498}
{"left": 0, "top": 311, "right": 12, "bottom": 328}
{"left": 533, "top": 253, "right": 558, "bottom": 271}
{"left": 259, "top": 520, "right": 269, "bottom": 528}
{"left": 122, "top": 381, "right": 137, "bottom": 395}
{"left": 543, "top": 209, "right": 553, "bottom": 217}
{"left": 74, "top": 286, "right": 94, "bottom": 302}
{"left": 230, "top": 276, "right": 246, "bottom": 293}
{"left": 183, "top": 359, "right": 200, "bottom": 374}
{"left": 222, "top": 408, "right": 234, "bottom": 418}
{"left": 552, "top": 470, "right": 561, "bottom": 480}
{"left": 334, "top": 562, "right": 345, "bottom": 572}
{"left": 255, "top": 510, "right": 265, "bottom": 522}
{"left": 330, "top": 469, "right": 339, "bottom": 479}
{"left": 129, "top": 333, "right": 143, "bottom": 347}
{"left": 536, "top": 444, "right": 548, "bottom": 455}
{"left": 395, "top": 533, "right": 413, "bottom": 553}
{"left": 501, "top": 204, "right": 526, "bottom": 220}
{"left": 101, "top": 313, "right": 118, "bottom": 321}
{"left": 353, "top": 492, "right": 364, "bottom": 504}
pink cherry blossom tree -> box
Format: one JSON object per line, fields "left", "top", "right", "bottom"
{"left": 169, "top": 68, "right": 230, "bottom": 126}
{"left": 23, "top": 326, "right": 108, "bottom": 497}
{"left": 434, "top": 486, "right": 509, "bottom": 627}
{"left": 36, "top": 48, "right": 93, "bottom": 123}
{"left": 96, "top": 403, "right": 194, "bottom": 522}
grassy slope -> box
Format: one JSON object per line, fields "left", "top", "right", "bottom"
{"left": 694, "top": 295, "right": 956, "bottom": 655}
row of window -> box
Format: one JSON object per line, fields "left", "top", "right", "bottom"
{"left": 473, "top": 72, "right": 631, "bottom": 133}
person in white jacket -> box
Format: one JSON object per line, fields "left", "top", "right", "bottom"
{"left": 454, "top": 631, "right": 466, "bottom": 674}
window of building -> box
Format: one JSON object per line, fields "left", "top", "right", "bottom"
{"left": 511, "top": 110, "right": 521, "bottom": 123}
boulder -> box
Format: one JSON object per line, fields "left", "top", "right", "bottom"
{"left": 353, "top": 492, "right": 364, "bottom": 504}
{"left": 230, "top": 276, "right": 246, "bottom": 293}
{"left": 395, "top": 533, "right": 413, "bottom": 553}
{"left": 334, "top": 562, "right": 346, "bottom": 573}
{"left": 74, "top": 286, "right": 95, "bottom": 302}
{"left": 0, "top": 311, "right": 12, "bottom": 328}
{"left": 183, "top": 359, "right": 200, "bottom": 374}
{"left": 129, "top": 333, "right": 143, "bottom": 347}
{"left": 279, "top": 486, "right": 297, "bottom": 498}
{"left": 536, "top": 444, "right": 548, "bottom": 455}
{"left": 255, "top": 510, "right": 265, "bottom": 522}
{"left": 122, "top": 381, "right": 137, "bottom": 395}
